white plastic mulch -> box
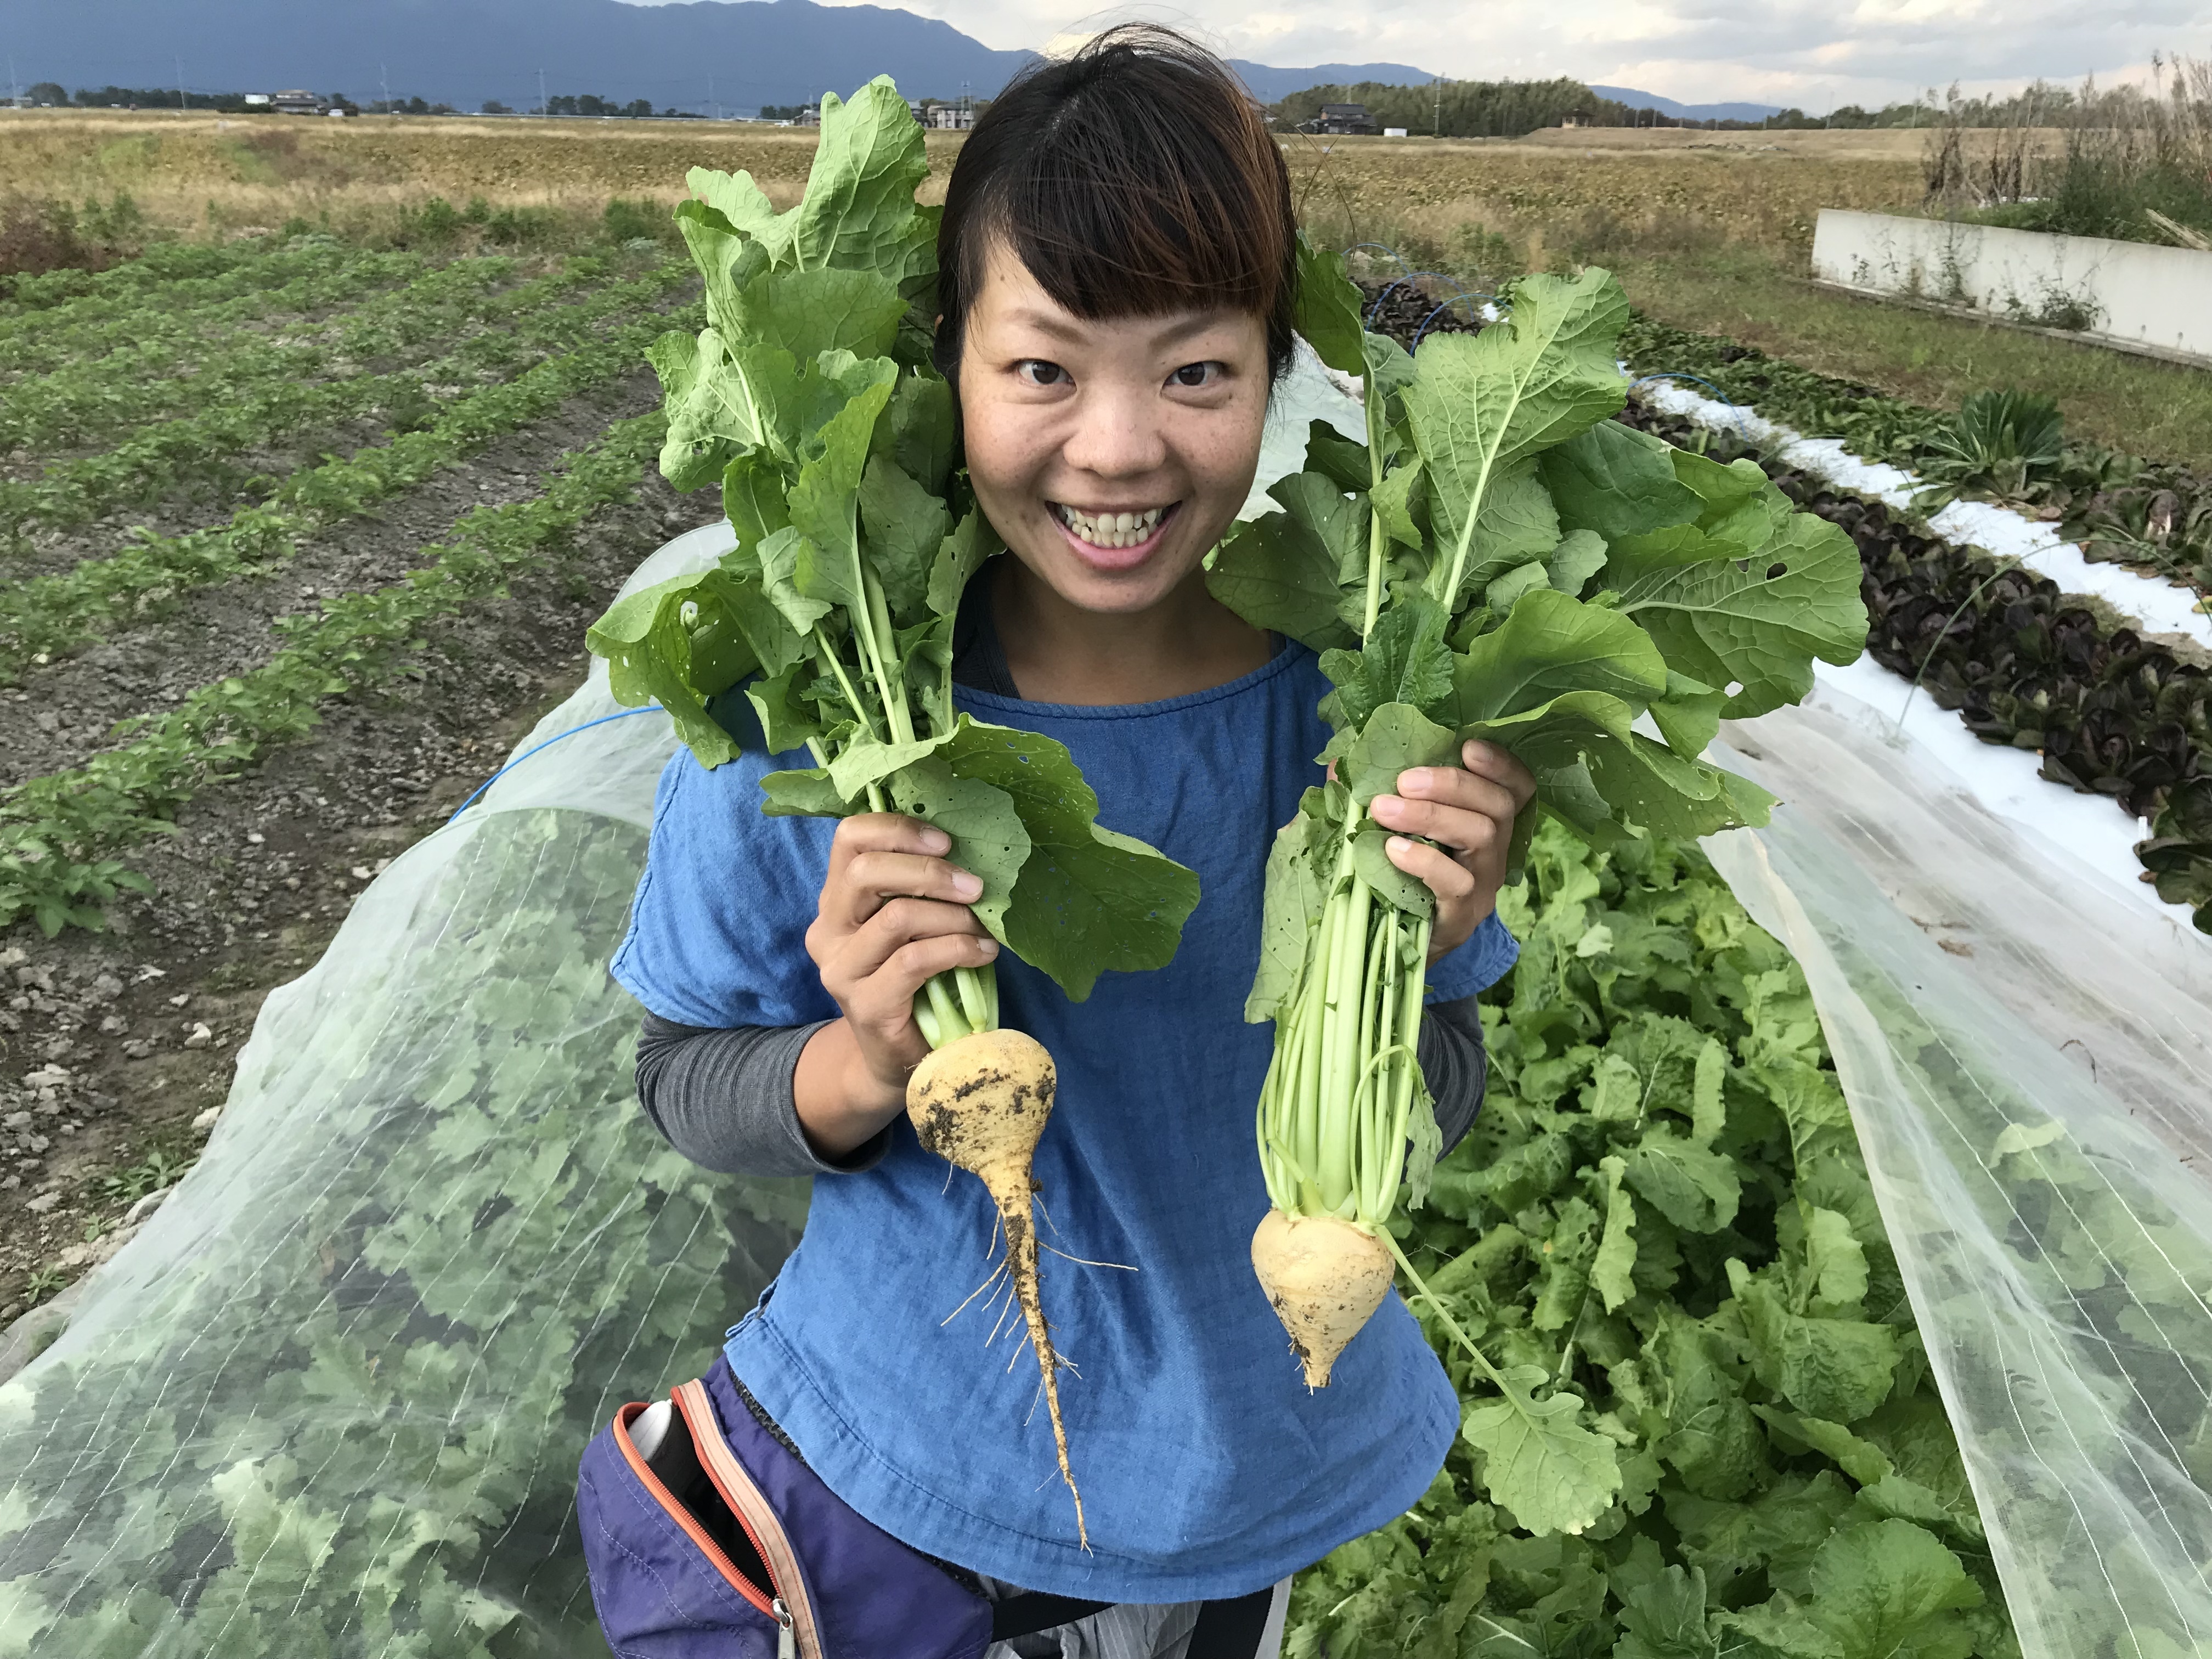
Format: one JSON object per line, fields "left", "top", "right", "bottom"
{"left": 1637, "top": 379, "right": 2205, "bottom": 924}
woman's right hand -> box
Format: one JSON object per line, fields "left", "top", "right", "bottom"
{"left": 796, "top": 814, "right": 998, "bottom": 1149}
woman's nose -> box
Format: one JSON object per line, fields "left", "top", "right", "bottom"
{"left": 1060, "top": 384, "right": 1168, "bottom": 477}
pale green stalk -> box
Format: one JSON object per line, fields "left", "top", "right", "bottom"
{"left": 811, "top": 537, "right": 995, "bottom": 1053}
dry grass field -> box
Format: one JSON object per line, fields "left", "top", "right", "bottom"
{"left": 5, "top": 106, "right": 2206, "bottom": 460}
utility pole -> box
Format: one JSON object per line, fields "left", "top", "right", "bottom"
{"left": 538, "top": 67, "right": 547, "bottom": 116}
{"left": 176, "top": 54, "right": 186, "bottom": 113}
{"left": 709, "top": 72, "right": 719, "bottom": 121}
{"left": 381, "top": 63, "right": 392, "bottom": 115}
{"left": 1433, "top": 76, "right": 1441, "bottom": 138}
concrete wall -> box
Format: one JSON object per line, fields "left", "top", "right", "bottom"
{"left": 1810, "top": 208, "right": 2212, "bottom": 365}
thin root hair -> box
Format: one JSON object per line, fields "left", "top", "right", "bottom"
{"left": 941, "top": 1261, "right": 1010, "bottom": 1329}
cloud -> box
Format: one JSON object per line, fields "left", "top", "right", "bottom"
{"left": 619, "top": 0, "right": 2212, "bottom": 108}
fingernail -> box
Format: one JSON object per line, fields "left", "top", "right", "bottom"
{"left": 1387, "top": 836, "right": 1414, "bottom": 857}
{"left": 1372, "top": 794, "right": 1401, "bottom": 817}
{"left": 978, "top": 938, "right": 999, "bottom": 958}
{"left": 1399, "top": 769, "right": 1431, "bottom": 795}
{"left": 919, "top": 828, "right": 951, "bottom": 853}
{"left": 951, "top": 870, "right": 983, "bottom": 900}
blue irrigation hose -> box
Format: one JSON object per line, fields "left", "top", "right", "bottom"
{"left": 449, "top": 705, "right": 661, "bottom": 818}
{"left": 1340, "top": 241, "right": 1415, "bottom": 281}
{"left": 1364, "top": 273, "right": 1468, "bottom": 329}
{"left": 1410, "top": 292, "right": 1498, "bottom": 349}
{"left": 1628, "top": 373, "right": 1750, "bottom": 441}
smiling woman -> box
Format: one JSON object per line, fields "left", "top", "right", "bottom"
{"left": 579, "top": 28, "right": 1528, "bottom": 1659}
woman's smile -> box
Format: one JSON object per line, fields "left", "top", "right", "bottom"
{"left": 1048, "top": 500, "right": 1181, "bottom": 568}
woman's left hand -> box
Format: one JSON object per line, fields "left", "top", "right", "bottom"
{"left": 1369, "top": 740, "right": 1538, "bottom": 963}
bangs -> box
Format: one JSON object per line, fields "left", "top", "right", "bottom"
{"left": 935, "top": 27, "right": 1298, "bottom": 381}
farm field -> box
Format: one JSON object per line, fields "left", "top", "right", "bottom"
{"left": 0, "top": 222, "right": 721, "bottom": 1327}
{"left": 0, "top": 104, "right": 2207, "bottom": 1659}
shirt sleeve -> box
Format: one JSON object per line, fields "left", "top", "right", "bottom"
{"left": 635, "top": 1013, "right": 891, "bottom": 1177}
{"left": 1423, "top": 909, "right": 1519, "bottom": 1005}
{"left": 1418, "top": 995, "right": 1489, "bottom": 1157}
{"left": 610, "top": 745, "right": 843, "bottom": 1030}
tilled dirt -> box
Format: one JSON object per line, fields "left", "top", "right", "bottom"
{"left": 0, "top": 365, "right": 716, "bottom": 1325}
{"left": 0, "top": 378, "right": 663, "bottom": 787}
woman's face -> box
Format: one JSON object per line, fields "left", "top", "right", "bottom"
{"left": 955, "top": 238, "right": 1271, "bottom": 616}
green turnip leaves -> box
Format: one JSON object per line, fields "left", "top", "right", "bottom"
{"left": 587, "top": 81, "right": 1200, "bottom": 1003}
{"left": 1214, "top": 262, "right": 1869, "bottom": 850}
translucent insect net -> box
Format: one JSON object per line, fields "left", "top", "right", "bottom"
{"left": 3, "top": 359, "right": 2206, "bottom": 1659}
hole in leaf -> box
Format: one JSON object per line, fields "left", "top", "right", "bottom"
{"left": 1766, "top": 562, "right": 1788, "bottom": 580}
{"left": 1725, "top": 681, "right": 1743, "bottom": 698}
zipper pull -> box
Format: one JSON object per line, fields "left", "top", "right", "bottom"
{"left": 774, "top": 1596, "right": 795, "bottom": 1659}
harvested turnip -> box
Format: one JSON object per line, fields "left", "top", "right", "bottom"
{"left": 1249, "top": 1210, "right": 1394, "bottom": 1389}
{"left": 907, "top": 1027, "right": 1086, "bottom": 1548}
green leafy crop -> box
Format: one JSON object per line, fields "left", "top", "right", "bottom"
{"left": 1286, "top": 823, "right": 2014, "bottom": 1659}
{"left": 1229, "top": 244, "right": 1870, "bottom": 1532}
{"left": 586, "top": 79, "right": 1198, "bottom": 1018}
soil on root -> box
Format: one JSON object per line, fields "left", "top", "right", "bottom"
{"left": 0, "top": 376, "right": 714, "bottom": 1328}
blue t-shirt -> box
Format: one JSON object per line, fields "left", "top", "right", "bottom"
{"left": 611, "top": 642, "right": 1519, "bottom": 1601}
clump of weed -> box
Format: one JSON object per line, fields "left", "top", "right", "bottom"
{"left": 0, "top": 191, "right": 145, "bottom": 287}
{"left": 601, "top": 196, "right": 677, "bottom": 246}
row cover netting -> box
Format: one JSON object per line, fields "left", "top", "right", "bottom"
{"left": 1708, "top": 686, "right": 2212, "bottom": 1659}
{"left": 0, "top": 359, "right": 2206, "bottom": 1655}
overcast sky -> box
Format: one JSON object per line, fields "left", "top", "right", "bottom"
{"left": 630, "top": 0, "right": 2210, "bottom": 111}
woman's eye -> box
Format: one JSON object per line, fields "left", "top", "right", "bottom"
{"left": 1170, "top": 362, "right": 1224, "bottom": 388}
{"left": 1016, "top": 360, "right": 1068, "bottom": 387}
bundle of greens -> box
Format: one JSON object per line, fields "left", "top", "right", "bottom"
{"left": 585, "top": 79, "right": 1201, "bottom": 1543}
{"left": 1211, "top": 244, "right": 1868, "bottom": 1533}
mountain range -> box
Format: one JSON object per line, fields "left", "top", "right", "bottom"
{"left": 8, "top": 0, "right": 1441, "bottom": 114}
{"left": 1586, "top": 84, "right": 1784, "bottom": 122}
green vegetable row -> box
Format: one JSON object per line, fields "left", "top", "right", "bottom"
{"left": 1, "top": 255, "right": 536, "bottom": 452}
{"left": 0, "top": 246, "right": 425, "bottom": 379}
{"left": 0, "top": 234, "right": 285, "bottom": 313}
{"left": 0, "top": 296, "right": 697, "bottom": 676}
{"left": 0, "top": 262, "right": 695, "bottom": 535}
{"left": 1619, "top": 315, "right": 2212, "bottom": 600}
{"left": 1288, "top": 821, "right": 2013, "bottom": 1658}
{"left": 0, "top": 236, "right": 389, "bottom": 349}
{"left": 0, "top": 410, "right": 667, "bottom": 936}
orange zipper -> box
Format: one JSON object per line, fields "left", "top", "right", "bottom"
{"left": 673, "top": 1380, "right": 822, "bottom": 1659}
{"left": 611, "top": 1401, "right": 778, "bottom": 1621}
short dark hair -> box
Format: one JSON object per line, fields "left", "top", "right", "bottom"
{"left": 933, "top": 26, "right": 1298, "bottom": 386}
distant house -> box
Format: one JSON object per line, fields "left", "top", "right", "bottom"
{"left": 797, "top": 104, "right": 821, "bottom": 126}
{"left": 1303, "top": 103, "right": 1375, "bottom": 136}
{"left": 269, "top": 89, "right": 327, "bottom": 115}
{"left": 1561, "top": 109, "right": 1590, "bottom": 128}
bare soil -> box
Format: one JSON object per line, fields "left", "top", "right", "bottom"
{"left": 0, "top": 365, "right": 715, "bottom": 1325}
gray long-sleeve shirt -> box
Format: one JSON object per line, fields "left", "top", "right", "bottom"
{"left": 633, "top": 998, "right": 1488, "bottom": 1177}
{"left": 630, "top": 577, "right": 1492, "bottom": 1179}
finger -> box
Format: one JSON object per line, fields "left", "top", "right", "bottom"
{"left": 831, "top": 847, "right": 984, "bottom": 929}
{"left": 826, "top": 812, "right": 951, "bottom": 887}
{"left": 842, "top": 930, "right": 1003, "bottom": 1024}
{"left": 1389, "top": 764, "right": 1520, "bottom": 826}
{"left": 1385, "top": 835, "right": 1477, "bottom": 905}
{"left": 1460, "top": 740, "right": 1538, "bottom": 811}
{"left": 1369, "top": 792, "right": 1508, "bottom": 858}
{"left": 835, "top": 895, "right": 992, "bottom": 984}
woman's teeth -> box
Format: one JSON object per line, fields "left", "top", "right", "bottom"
{"left": 1054, "top": 504, "right": 1166, "bottom": 550}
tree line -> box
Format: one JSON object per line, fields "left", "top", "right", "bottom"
{"left": 1266, "top": 78, "right": 1960, "bottom": 138}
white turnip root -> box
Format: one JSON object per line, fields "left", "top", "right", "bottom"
{"left": 906, "top": 1026, "right": 1087, "bottom": 1547}
{"left": 1250, "top": 1209, "right": 1395, "bottom": 1389}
